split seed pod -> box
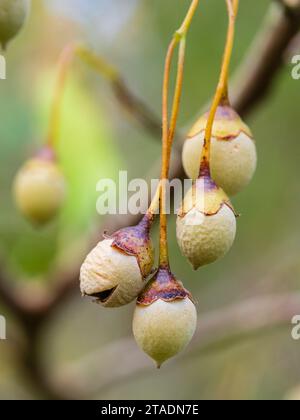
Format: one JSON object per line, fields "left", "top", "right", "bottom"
{"left": 133, "top": 267, "right": 197, "bottom": 368}
{"left": 13, "top": 147, "right": 66, "bottom": 226}
{"left": 80, "top": 215, "right": 155, "bottom": 308}
{"left": 182, "top": 104, "right": 257, "bottom": 196}
{"left": 0, "top": 0, "right": 30, "bottom": 49}
{"left": 176, "top": 166, "right": 237, "bottom": 269}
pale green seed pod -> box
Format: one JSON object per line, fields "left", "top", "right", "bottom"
{"left": 13, "top": 151, "right": 66, "bottom": 226}
{"left": 0, "top": 0, "right": 30, "bottom": 49}
{"left": 80, "top": 239, "right": 146, "bottom": 308}
{"left": 182, "top": 105, "right": 257, "bottom": 196}
{"left": 133, "top": 298, "right": 197, "bottom": 368}
{"left": 176, "top": 173, "right": 237, "bottom": 269}
{"left": 80, "top": 216, "right": 155, "bottom": 308}
{"left": 133, "top": 268, "right": 197, "bottom": 368}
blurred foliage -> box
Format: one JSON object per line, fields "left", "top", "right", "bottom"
{"left": 0, "top": 0, "right": 300, "bottom": 400}
{"left": 0, "top": 70, "right": 121, "bottom": 277}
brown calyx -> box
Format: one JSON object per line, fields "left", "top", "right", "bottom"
{"left": 178, "top": 171, "right": 236, "bottom": 218}
{"left": 137, "top": 267, "right": 192, "bottom": 306}
{"left": 107, "top": 213, "right": 154, "bottom": 278}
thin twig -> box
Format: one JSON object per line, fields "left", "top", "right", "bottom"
{"left": 0, "top": 0, "right": 300, "bottom": 323}
{"left": 112, "top": 79, "right": 163, "bottom": 139}
{"left": 0, "top": 0, "right": 299, "bottom": 323}
{"left": 231, "top": 1, "right": 300, "bottom": 116}
{"left": 53, "top": 292, "right": 300, "bottom": 399}
{"left": 0, "top": 0, "right": 300, "bottom": 399}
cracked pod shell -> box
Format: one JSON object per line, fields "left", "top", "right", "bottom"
{"left": 80, "top": 216, "right": 155, "bottom": 308}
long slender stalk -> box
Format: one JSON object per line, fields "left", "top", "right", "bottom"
{"left": 159, "top": 0, "right": 199, "bottom": 267}
{"left": 47, "top": 44, "right": 75, "bottom": 148}
{"left": 76, "top": 45, "right": 118, "bottom": 82}
{"left": 143, "top": 36, "right": 186, "bottom": 224}
{"left": 199, "top": 0, "right": 239, "bottom": 176}
{"left": 46, "top": 43, "right": 162, "bottom": 221}
{"left": 46, "top": 1, "right": 198, "bottom": 242}
{"left": 47, "top": 45, "right": 127, "bottom": 149}
{"left": 167, "top": 38, "right": 186, "bottom": 167}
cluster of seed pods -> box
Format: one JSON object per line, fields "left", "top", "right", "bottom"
{"left": 80, "top": 214, "right": 199, "bottom": 368}
{"left": 80, "top": 0, "right": 255, "bottom": 368}
{"left": 11, "top": 1, "right": 257, "bottom": 367}
{"left": 178, "top": 105, "right": 256, "bottom": 269}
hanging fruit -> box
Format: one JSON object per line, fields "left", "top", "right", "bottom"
{"left": 0, "top": 0, "right": 30, "bottom": 49}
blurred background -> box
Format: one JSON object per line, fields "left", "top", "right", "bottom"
{"left": 0, "top": 0, "right": 300, "bottom": 400}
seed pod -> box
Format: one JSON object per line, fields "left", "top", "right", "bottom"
{"left": 80, "top": 215, "right": 155, "bottom": 308}
{"left": 13, "top": 147, "right": 66, "bottom": 226}
{"left": 285, "top": 385, "right": 300, "bottom": 401}
{"left": 0, "top": 0, "right": 30, "bottom": 49}
{"left": 176, "top": 169, "right": 237, "bottom": 269}
{"left": 182, "top": 104, "right": 257, "bottom": 196}
{"left": 133, "top": 268, "right": 197, "bottom": 368}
